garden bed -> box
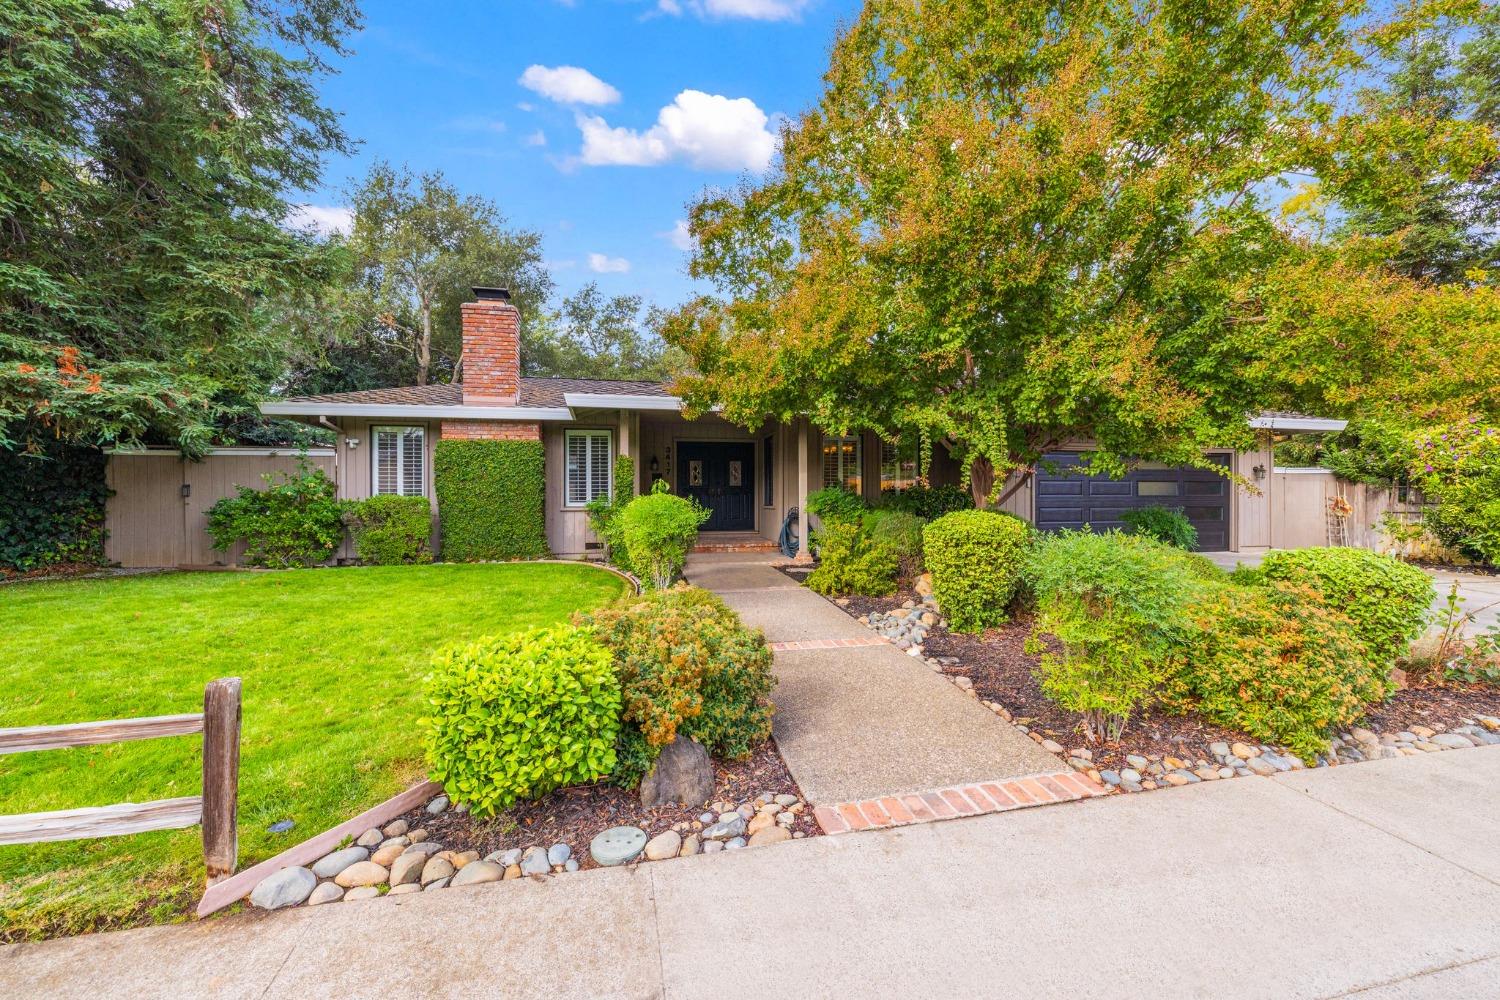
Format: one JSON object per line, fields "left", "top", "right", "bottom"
{"left": 837, "top": 586, "right": 1500, "bottom": 786}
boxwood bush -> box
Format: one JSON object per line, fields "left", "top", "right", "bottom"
{"left": 1023, "top": 530, "right": 1202, "bottom": 741}
{"left": 421, "top": 624, "right": 621, "bottom": 816}
{"left": 344, "top": 494, "right": 432, "bottom": 565}
{"left": 923, "top": 509, "right": 1030, "bottom": 632}
{"left": 1173, "top": 583, "right": 1393, "bottom": 762}
{"left": 578, "top": 586, "right": 775, "bottom": 787}
{"left": 1259, "top": 547, "right": 1432, "bottom": 661}
{"left": 204, "top": 464, "right": 344, "bottom": 567}
{"left": 434, "top": 438, "right": 547, "bottom": 560}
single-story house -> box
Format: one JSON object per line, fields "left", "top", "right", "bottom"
{"left": 102, "top": 287, "right": 1345, "bottom": 566}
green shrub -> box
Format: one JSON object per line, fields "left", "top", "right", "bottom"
{"left": 1175, "top": 583, "right": 1392, "bottom": 762}
{"left": 585, "top": 455, "right": 636, "bottom": 573}
{"left": 578, "top": 586, "right": 775, "bottom": 786}
{"left": 806, "top": 485, "right": 866, "bottom": 525}
{"left": 344, "top": 494, "right": 432, "bottom": 565}
{"left": 805, "top": 518, "right": 901, "bottom": 596}
{"left": 0, "top": 441, "right": 109, "bottom": 573}
{"left": 204, "top": 462, "right": 344, "bottom": 567}
{"left": 1119, "top": 505, "right": 1197, "bottom": 550}
{"left": 618, "top": 481, "right": 710, "bottom": 589}
{"left": 434, "top": 439, "right": 547, "bottom": 560}
{"left": 1023, "top": 530, "right": 1203, "bottom": 741}
{"left": 877, "top": 483, "right": 973, "bottom": 519}
{"left": 1411, "top": 421, "right": 1500, "bottom": 566}
{"left": 864, "top": 509, "right": 926, "bottom": 581}
{"left": 923, "top": 509, "right": 1030, "bottom": 632}
{"left": 421, "top": 624, "right": 621, "bottom": 816}
{"left": 1259, "top": 547, "right": 1432, "bottom": 660}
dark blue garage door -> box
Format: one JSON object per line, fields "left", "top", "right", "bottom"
{"left": 1034, "top": 452, "right": 1230, "bottom": 551}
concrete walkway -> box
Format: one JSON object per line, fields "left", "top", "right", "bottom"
{"left": 683, "top": 552, "right": 1060, "bottom": 804}
{"left": 7, "top": 747, "right": 1500, "bottom": 998}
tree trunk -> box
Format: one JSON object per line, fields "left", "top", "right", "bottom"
{"left": 416, "top": 298, "right": 432, "bottom": 386}
{"left": 968, "top": 455, "right": 995, "bottom": 508}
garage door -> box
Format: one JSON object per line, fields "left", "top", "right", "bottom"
{"left": 1034, "top": 452, "right": 1230, "bottom": 551}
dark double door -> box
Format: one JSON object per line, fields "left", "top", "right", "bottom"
{"left": 677, "top": 441, "right": 755, "bottom": 532}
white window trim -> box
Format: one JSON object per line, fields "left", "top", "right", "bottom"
{"left": 564, "top": 428, "right": 614, "bottom": 508}
{"left": 371, "top": 425, "right": 426, "bottom": 498}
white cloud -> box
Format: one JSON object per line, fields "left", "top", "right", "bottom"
{"left": 523, "top": 129, "right": 547, "bottom": 147}
{"left": 663, "top": 219, "right": 693, "bottom": 251}
{"left": 519, "top": 65, "right": 621, "bottom": 106}
{"left": 588, "top": 252, "right": 632, "bottom": 274}
{"left": 286, "top": 203, "right": 353, "bottom": 236}
{"left": 658, "top": 0, "right": 810, "bottom": 20}
{"left": 576, "top": 90, "right": 777, "bottom": 172}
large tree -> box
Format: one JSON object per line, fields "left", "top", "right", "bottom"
{"left": 0, "top": 0, "right": 360, "bottom": 453}
{"left": 339, "top": 162, "right": 552, "bottom": 386}
{"left": 523, "top": 282, "right": 682, "bottom": 381}
{"left": 664, "top": 0, "right": 1496, "bottom": 504}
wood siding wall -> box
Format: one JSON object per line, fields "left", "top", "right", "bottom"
{"left": 105, "top": 451, "right": 335, "bottom": 568}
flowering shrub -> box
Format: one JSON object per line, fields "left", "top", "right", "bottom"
{"left": 1411, "top": 421, "right": 1500, "bottom": 566}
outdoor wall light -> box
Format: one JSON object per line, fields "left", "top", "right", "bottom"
{"left": 346, "top": 437, "right": 360, "bottom": 450}
{"left": 1253, "top": 463, "right": 1267, "bottom": 480}
{"left": 649, "top": 455, "right": 660, "bottom": 474}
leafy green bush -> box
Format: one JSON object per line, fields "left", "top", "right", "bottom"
{"left": 805, "top": 518, "right": 901, "bottom": 596}
{"left": 806, "top": 485, "right": 866, "bottom": 525}
{"left": 0, "top": 441, "right": 109, "bottom": 573}
{"left": 578, "top": 586, "right": 775, "bottom": 786}
{"left": 1023, "top": 530, "right": 1202, "bottom": 741}
{"left": 204, "top": 463, "right": 344, "bottom": 567}
{"left": 923, "top": 509, "right": 1030, "bottom": 632}
{"left": 434, "top": 439, "right": 547, "bottom": 560}
{"left": 585, "top": 455, "right": 636, "bottom": 572}
{"left": 1175, "top": 583, "right": 1392, "bottom": 762}
{"left": 1411, "top": 421, "right": 1500, "bottom": 566}
{"left": 1259, "top": 547, "right": 1432, "bottom": 660}
{"left": 864, "top": 509, "right": 925, "bottom": 580}
{"left": 877, "top": 483, "right": 973, "bottom": 519}
{"left": 1119, "top": 505, "right": 1198, "bottom": 550}
{"left": 421, "top": 624, "right": 621, "bottom": 816}
{"left": 618, "top": 481, "right": 710, "bottom": 589}
{"left": 344, "top": 494, "right": 432, "bottom": 565}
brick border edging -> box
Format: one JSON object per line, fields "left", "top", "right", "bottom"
{"left": 768, "top": 637, "right": 889, "bottom": 651}
{"left": 813, "top": 771, "right": 1105, "bottom": 835}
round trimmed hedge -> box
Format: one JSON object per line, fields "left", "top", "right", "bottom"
{"left": 923, "top": 508, "right": 1031, "bottom": 632}
{"left": 1258, "top": 547, "right": 1432, "bottom": 661}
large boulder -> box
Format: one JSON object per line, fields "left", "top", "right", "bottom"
{"left": 638, "top": 736, "right": 714, "bottom": 809}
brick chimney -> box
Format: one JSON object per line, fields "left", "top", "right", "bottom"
{"left": 460, "top": 287, "right": 519, "bottom": 406}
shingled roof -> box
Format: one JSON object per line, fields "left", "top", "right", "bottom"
{"left": 274, "top": 377, "right": 674, "bottom": 409}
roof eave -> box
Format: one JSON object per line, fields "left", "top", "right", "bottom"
{"left": 1248, "top": 415, "right": 1349, "bottom": 432}
{"left": 562, "top": 392, "right": 683, "bottom": 411}
{"left": 259, "top": 401, "right": 576, "bottom": 421}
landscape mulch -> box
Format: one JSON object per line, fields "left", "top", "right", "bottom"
{"left": 390, "top": 739, "right": 819, "bottom": 869}
{"left": 840, "top": 586, "right": 1500, "bottom": 772}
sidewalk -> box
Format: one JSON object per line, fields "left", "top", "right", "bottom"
{"left": 6, "top": 747, "right": 1499, "bottom": 998}
{"left": 683, "top": 552, "right": 1062, "bottom": 804}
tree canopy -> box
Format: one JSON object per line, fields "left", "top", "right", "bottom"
{"left": 0, "top": 0, "right": 360, "bottom": 454}
{"left": 523, "top": 283, "right": 682, "bottom": 381}
{"left": 665, "top": 0, "right": 1500, "bottom": 502}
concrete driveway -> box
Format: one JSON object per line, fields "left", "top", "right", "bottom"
{"left": 6, "top": 747, "right": 1500, "bottom": 999}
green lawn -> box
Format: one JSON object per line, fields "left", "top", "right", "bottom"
{"left": 0, "top": 563, "right": 627, "bottom": 939}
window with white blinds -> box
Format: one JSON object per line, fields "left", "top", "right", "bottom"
{"left": 822, "top": 434, "right": 862, "bottom": 493}
{"left": 372, "top": 426, "right": 426, "bottom": 497}
{"left": 565, "top": 429, "right": 613, "bottom": 507}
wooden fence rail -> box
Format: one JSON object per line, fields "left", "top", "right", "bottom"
{"left": 0, "top": 678, "right": 242, "bottom": 885}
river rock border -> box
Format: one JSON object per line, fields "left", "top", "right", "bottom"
{"left": 247, "top": 790, "right": 812, "bottom": 912}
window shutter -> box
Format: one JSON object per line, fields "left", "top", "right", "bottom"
{"left": 400, "top": 428, "right": 424, "bottom": 496}
{"left": 589, "top": 433, "right": 610, "bottom": 501}
{"left": 567, "top": 432, "right": 588, "bottom": 505}
{"left": 376, "top": 430, "right": 398, "bottom": 495}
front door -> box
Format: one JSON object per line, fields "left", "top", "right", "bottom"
{"left": 677, "top": 442, "right": 755, "bottom": 531}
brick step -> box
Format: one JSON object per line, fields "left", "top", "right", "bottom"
{"left": 812, "top": 771, "right": 1106, "bottom": 836}
{"left": 691, "top": 540, "right": 780, "bottom": 553}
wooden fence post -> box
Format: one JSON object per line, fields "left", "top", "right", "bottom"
{"left": 201, "top": 677, "right": 241, "bottom": 885}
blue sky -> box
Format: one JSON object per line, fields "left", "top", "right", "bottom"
{"left": 294, "top": 0, "right": 861, "bottom": 313}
